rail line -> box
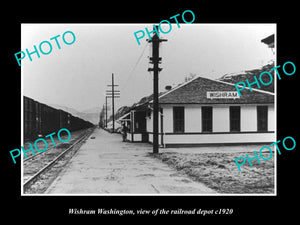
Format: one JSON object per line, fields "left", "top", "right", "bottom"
{"left": 23, "top": 146, "right": 55, "bottom": 162}
{"left": 23, "top": 129, "right": 90, "bottom": 162}
{"left": 23, "top": 128, "right": 93, "bottom": 193}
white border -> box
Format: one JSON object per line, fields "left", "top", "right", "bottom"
{"left": 21, "top": 23, "right": 24, "bottom": 195}
{"left": 21, "top": 23, "right": 277, "bottom": 197}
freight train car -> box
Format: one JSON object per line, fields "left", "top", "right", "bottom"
{"left": 40, "top": 103, "right": 61, "bottom": 135}
{"left": 59, "top": 109, "right": 71, "bottom": 131}
{"left": 24, "top": 96, "right": 36, "bottom": 139}
{"left": 23, "top": 96, "right": 94, "bottom": 140}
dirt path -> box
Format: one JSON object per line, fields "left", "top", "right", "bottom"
{"left": 46, "top": 128, "right": 216, "bottom": 194}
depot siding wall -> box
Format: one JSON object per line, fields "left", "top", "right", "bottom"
{"left": 160, "top": 104, "right": 274, "bottom": 133}
{"left": 268, "top": 105, "right": 275, "bottom": 131}
{"left": 145, "top": 104, "right": 275, "bottom": 146}
{"left": 164, "top": 132, "right": 275, "bottom": 145}
{"left": 241, "top": 105, "right": 257, "bottom": 132}
{"left": 163, "top": 106, "right": 173, "bottom": 133}
{"left": 213, "top": 106, "right": 229, "bottom": 132}
{"left": 146, "top": 110, "right": 162, "bottom": 132}
{"left": 146, "top": 114, "right": 152, "bottom": 133}
{"left": 185, "top": 106, "right": 201, "bottom": 132}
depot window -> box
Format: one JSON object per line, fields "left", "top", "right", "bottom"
{"left": 230, "top": 106, "right": 240, "bottom": 132}
{"left": 173, "top": 106, "right": 185, "bottom": 133}
{"left": 257, "top": 106, "right": 268, "bottom": 132}
{"left": 202, "top": 106, "right": 212, "bottom": 132}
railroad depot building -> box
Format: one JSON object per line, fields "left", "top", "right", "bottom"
{"left": 119, "top": 76, "right": 275, "bottom": 147}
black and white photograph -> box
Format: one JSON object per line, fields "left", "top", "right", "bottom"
{"left": 4, "top": 4, "right": 298, "bottom": 220}
{"left": 21, "top": 23, "right": 276, "bottom": 195}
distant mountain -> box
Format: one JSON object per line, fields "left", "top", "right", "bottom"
{"left": 48, "top": 104, "right": 100, "bottom": 125}
{"left": 109, "top": 62, "right": 276, "bottom": 124}
{"left": 79, "top": 106, "right": 101, "bottom": 124}
{"left": 81, "top": 106, "right": 102, "bottom": 114}
{"left": 78, "top": 112, "right": 99, "bottom": 125}
{"left": 218, "top": 62, "right": 275, "bottom": 93}
{"left": 48, "top": 104, "right": 82, "bottom": 116}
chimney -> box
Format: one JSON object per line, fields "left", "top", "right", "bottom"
{"left": 165, "top": 85, "right": 172, "bottom": 91}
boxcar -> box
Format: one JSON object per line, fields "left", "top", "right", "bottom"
{"left": 40, "top": 104, "right": 60, "bottom": 135}
{"left": 35, "top": 100, "right": 42, "bottom": 136}
{"left": 24, "top": 96, "right": 94, "bottom": 140}
{"left": 24, "top": 96, "right": 36, "bottom": 139}
{"left": 59, "top": 109, "right": 71, "bottom": 130}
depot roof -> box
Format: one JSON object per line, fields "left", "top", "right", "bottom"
{"left": 158, "top": 76, "right": 274, "bottom": 104}
{"left": 261, "top": 34, "right": 274, "bottom": 45}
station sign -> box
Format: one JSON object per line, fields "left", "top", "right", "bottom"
{"left": 206, "top": 91, "right": 240, "bottom": 99}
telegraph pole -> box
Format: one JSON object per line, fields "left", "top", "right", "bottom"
{"left": 100, "top": 104, "right": 105, "bottom": 128}
{"left": 148, "top": 26, "right": 167, "bottom": 154}
{"left": 105, "top": 96, "right": 108, "bottom": 128}
{"left": 106, "top": 73, "right": 120, "bottom": 132}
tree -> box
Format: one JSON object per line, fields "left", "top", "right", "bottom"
{"left": 184, "top": 73, "right": 197, "bottom": 82}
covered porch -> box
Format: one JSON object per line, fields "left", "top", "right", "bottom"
{"left": 117, "top": 105, "right": 149, "bottom": 143}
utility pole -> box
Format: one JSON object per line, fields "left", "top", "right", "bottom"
{"left": 105, "top": 96, "right": 108, "bottom": 128}
{"left": 106, "top": 73, "right": 120, "bottom": 132}
{"left": 99, "top": 104, "right": 105, "bottom": 128}
{"left": 147, "top": 26, "right": 167, "bottom": 154}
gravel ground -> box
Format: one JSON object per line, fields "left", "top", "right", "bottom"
{"left": 151, "top": 147, "right": 275, "bottom": 194}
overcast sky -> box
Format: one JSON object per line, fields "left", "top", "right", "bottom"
{"left": 22, "top": 23, "right": 275, "bottom": 113}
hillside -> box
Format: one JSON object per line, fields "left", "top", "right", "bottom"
{"left": 107, "top": 62, "right": 276, "bottom": 124}
{"left": 218, "top": 62, "right": 275, "bottom": 93}
{"left": 48, "top": 104, "right": 100, "bottom": 125}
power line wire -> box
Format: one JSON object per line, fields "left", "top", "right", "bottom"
{"left": 121, "top": 42, "right": 149, "bottom": 93}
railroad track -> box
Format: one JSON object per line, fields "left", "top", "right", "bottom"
{"left": 23, "top": 128, "right": 94, "bottom": 193}
{"left": 22, "top": 129, "right": 87, "bottom": 160}
{"left": 23, "top": 146, "right": 55, "bottom": 162}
